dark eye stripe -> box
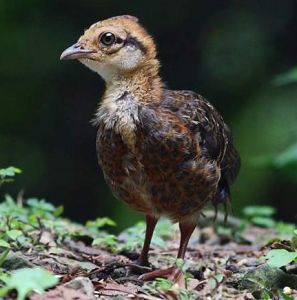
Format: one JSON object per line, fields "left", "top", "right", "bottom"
{"left": 115, "top": 37, "right": 123, "bottom": 44}
{"left": 124, "top": 35, "right": 147, "bottom": 54}
{"left": 98, "top": 33, "right": 147, "bottom": 55}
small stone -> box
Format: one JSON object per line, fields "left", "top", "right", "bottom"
{"left": 237, "top": 258, "right": 248, "bottom": 266}
{"left": 283, "top": 286, "right": 292, "bottom": 295}
{"left": 204, "top": 268, "right": 214, "bottom": 278}
{"left": 186, "top": 278, "right": 200, "bottom": 290}
{"left": 3, "top": 251, "right": 35, "bottom": 269}
{"left": 39, "top": 231, "right": 56, "bottom": 247}
{"left": 226, "top": 264, "right": 239, "bottom": 273}
{"left": 30, "top": 286, "right": 91, "bottom": 300}
{"left": 63, "top": 277, "right": 95, "bottom": 300}
{"left": 224, "top": 270, "right": 233, "bottom": 278}
{"left": 240, "top": 265, "right": 297, "bottom": 291}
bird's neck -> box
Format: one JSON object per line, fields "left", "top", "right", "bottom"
{"left": 103, "top": 59, "right": 163, "bottom": 104}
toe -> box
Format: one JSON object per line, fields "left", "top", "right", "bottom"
{"left": 139, "top": 266, "right": 183, "bottom": 283}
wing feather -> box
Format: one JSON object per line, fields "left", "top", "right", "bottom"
{"left": 161, "top": 89, "right": 240, "bottom": 210}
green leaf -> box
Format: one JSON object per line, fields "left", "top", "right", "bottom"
{"left": 0, "top": 167, "right": 22, "bottom": 177}
{"left": 243, "top": 206, "right": 276, "bottom": 218}
{"left": 0, "top": 239, "right": 11, "bottom": 248}
{"left": 153, "top": 219, "right": 172, "bottom": 239}
{"left": 0, "top": 167, "right": 21, "bottom": 187}
{"left": 0, "top": 248, "right": 10, "bottom": 267}
{"left": 54, "top": 205, "right": 64, "bottom": 217}
{"left": 120, "top": 221, "right": 145, "bottom": 250}
{"left": 92, "top": 234, "right": 117, "bottom": 249}
{"left": 279, "top": 290, "right": 294, "bottom": 300}
{"left": 252, "top": 142, "right": 297, "bottom": 180}
{"left": 0, "top": 271, "right": 10, "bottom": 284}
{"left": 209, "top": 274, "right": 224, "bottom": 289}
{"left": 6, "top": 230, "right": 23, "bottom": 241}
{"left": 27, "top": 198, "right": 55, "bottom": 212}
{"left": 266, "top": 249, "right": 297, "bottom": 268}
{"left": 261, "top": 290, "right": 273, "bottom": 300}
{"left": 2, "top": 267, "right": 58, "bottom": 300}
{"left": 175, "top": 258, "right": 185, "bottom": 269}
{"left": 273, "top": 67, "right": 297, "bottom": 86}
{"left": 154, "top": 278, "right": 173, "bottom": 290}
{"left": 86, "top": 217, "right": 116, "bottom": 229}
{"left": 273, "top": 142, "right": 297, "bottom": 170}
{"left": 250, "top": 216, "right": 276, "bottom": 228}
{"left": 217, "top": 225, "right": 233, "bottom": 237}
{"left": 151, "top": 235, "right": 166, "bottom": 249}
{"left": 276, "top": 222, "right": 296, "bottom": 235}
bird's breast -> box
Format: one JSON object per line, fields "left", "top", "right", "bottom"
{"left": 94, "top": 93, "right": 140, "bottom": 152}
{"left": 96, "top": 125, "right": 155, "bottom": 214}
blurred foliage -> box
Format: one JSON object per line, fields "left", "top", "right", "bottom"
{"left": 1, "top": 1, "right": 297, "bottom": 227}
{"left": 0, "top": 167, "right": 21, "bottom": 187}
{"left": 273, "top": 67, "right": 297, "bottom": 86}
{"left": 119, "top": 219, "right": 172, "bottom": 251}
{"left": 253, "top": 142, "right": 297, "bottom": 181}
{"left": 243, "top": 205, "right": 277, "bottom": 228}
{"left": 0, "top": 167, "right": 172, "bottom": 256}
{"left": 0, "top": 267, "right": 58, "bottom": 300}
{"left": 215, "top": 204, "right": 297, "bottom": 246}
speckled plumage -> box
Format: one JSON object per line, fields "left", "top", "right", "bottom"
{"left": 95, "top": 89, "right": 240, "bottom": 223}
{"left": 61, "top": 15, "right": 240, "bottom": 281}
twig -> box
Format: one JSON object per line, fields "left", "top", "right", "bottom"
{"left": 88, "top": 261, "right": 152, "bottom": 277}
{"left": 116, "top": 276, "right": 143, "bottom": 284}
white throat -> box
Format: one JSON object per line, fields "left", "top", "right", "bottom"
{"left": 79, "top": 58, "right": 119, "bottom": 82}
{"left": 79, "top": 47, "right": 143, "bottom": 83}
{"left": 94, "top": 88, "right": 139, "bottom": 152}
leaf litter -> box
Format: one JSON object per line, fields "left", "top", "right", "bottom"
{"left": 0, "top": 196, "right": 297, "bottom": 299}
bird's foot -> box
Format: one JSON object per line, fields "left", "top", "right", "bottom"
{"left": 139, "top": 266, "right": 183, "bottom": 283}
{"left": 128, "top": 259, "right": 151, "bottom": 275}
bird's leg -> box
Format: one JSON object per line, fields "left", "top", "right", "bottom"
{"left": 129, "top": 215, "right": 158, "bottom": 275}
{"left": 138, "top": 215, "right": 159, "bottom": 266}
{"left": 139, "top": 222, "right": 196, "bottom": 282}
{"left": 177, "top": 222, "right": 196, "bottom": 259}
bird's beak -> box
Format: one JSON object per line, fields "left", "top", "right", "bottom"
{"left": 60, "top": 43, "right": 95, "bottom": 60}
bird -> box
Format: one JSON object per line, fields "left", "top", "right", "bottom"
{"left": 60, "top": 15, "right": 240, "bottom": 282}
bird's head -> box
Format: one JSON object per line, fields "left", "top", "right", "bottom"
{"left": 60, "top": 15, "right": 158, "bottom": 82}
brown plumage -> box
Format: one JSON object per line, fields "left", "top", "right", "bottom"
{"left": 60, "top": 15, "right": 240, "bottom": 282}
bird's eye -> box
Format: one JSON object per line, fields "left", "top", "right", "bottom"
{"left": 100, "top": 32, "right": 116, "bottom": 46}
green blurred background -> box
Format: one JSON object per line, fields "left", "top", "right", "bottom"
{"left": 1, "top": 0, "right": 297, "bottom": 229}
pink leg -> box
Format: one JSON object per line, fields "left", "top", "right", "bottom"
{"left": 139, "top": 222, "right": 196, "bottom": 282}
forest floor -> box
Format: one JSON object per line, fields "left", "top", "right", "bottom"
{"left": 0, "top": 197, "right": 297, "bottom": 300}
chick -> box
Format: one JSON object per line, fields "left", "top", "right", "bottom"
{"left": 61, "top": 15, "right": 240, "bottom": 282}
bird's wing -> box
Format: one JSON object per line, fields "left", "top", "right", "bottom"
{"left": 161, "top": 90, "right": 240, "bottom": 209}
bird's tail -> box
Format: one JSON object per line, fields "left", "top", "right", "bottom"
{"left": 212, "top": 179, "right": 232, "bottom": 223}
